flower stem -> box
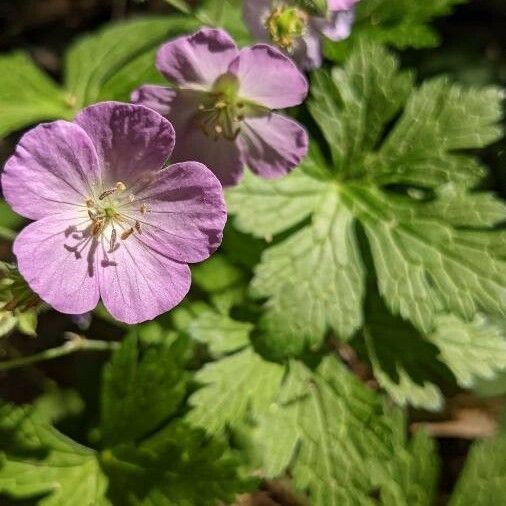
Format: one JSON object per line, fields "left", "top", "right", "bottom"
{"left": 0, "top": 226, "right": 17, "bottom": 241}
{"left": 0, "top": 333, "right": 119, "bottom": 372}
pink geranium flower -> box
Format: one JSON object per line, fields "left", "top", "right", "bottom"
{"left": 243, "top": 0, "right": 359, "bottom": 70}
{"left": 132, "top": 28, "right": 309, "bottom": 187}
{"left": 1, "top": 102, "right": 226, "bottom": 324}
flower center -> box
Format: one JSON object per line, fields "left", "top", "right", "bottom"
{"left": 195, "top": 73, "right": 269, "bottom": 142}
{"left": 195, "top": 73, "right": 244, "bottom": 141}
{"left": 84, "top": 181, "right": 150, "bottom": 252}
{"left": 265, "top": 5, "right": 308, "bottom": 51}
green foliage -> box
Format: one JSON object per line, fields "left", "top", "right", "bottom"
{"left": 100, "top": 334, "right": 187, "bottom": 446}
{"left": 0, "top": 16, "right": 198, "bottom": 138}
{"left": 188, "top": 310, "right": 252, "bottom": 355}
{"left": 188, "top": 348, "right": 285, "bottom": 433}
{"left": 197, "top": 0, "right": 252, "bottom": 45}
{"left": 0, "top": 336, "right": 250, "bottom": 505}
{"left": 363, "top": 291, "right": 506, "bottom": 410}
{"left": 0, "top": 404, "right": 110, "bottom": 506}
{"left": 227, "top": 41, "right": 506, "bottom": 351}
{"left": 187, "top": 337, "right": 440, "bottom": 505}
{"left": 65, "top": 17, "right": 197, "bottom": 107}
{"left": 325, "top": 0, "right": 469, "bottom": 60}
{"left": 0, "top": 52, "right": 71, "bottom": 137}
{"left": 448, "top": 433, "right": 506, "bottom": 506}
{"left": 370, "top": 424, "right": 439, "bottom": 506}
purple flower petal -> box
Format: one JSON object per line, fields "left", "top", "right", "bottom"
{"left": 6, "top": 102, "right": 227, "bottom": 324}
{"left": 294, "top": 32, "right": 323, "bottom": 70}
{"left": 141, "top": 89, "right": 245, "bottom": 186}
{"left": 126, "top": 161, "right": 227, "bottom": 263}
{"left": 75, "top": 102, "right": 175, "bottom": 186}
{"left": 13, "top": 213, "right": 100, "bottom": 314}
{"left": 174, "top": 129, "right": 244, "bottom": 187}
{"left": 99, "top": 238, "right": 191, "bottom": 324}
{"left": 314, "top": 9, "right": 355, "bottom": 40}
{"left": 328, "top": 0, "right": 360, "bottom": 10}
{"left": 238, "top": 113, "right": 308, "bottom": 178}
{"left": 1, "top": 121, "right": 100, "bottom": 220}
{"left": 229, "top": 45, "right": 308, "bottom": 109}
{"left": 243, "top": 0, "right": 271, "bottom": 40}
{"left": 156, "top": 28, "right": 238, "bottom": 89}
{"left": 130, "top": 85, "right": 174, "bottom": 117}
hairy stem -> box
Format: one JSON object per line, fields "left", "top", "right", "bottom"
{"left": 0, "top": 333, "right": 119, "bottom": 372}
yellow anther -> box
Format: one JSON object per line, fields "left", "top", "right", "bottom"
{"left": 116, "top": 182, "right": 127, "bottom": 191}
{"left": 121, "top": 228, "right": 134, "bottom": 240}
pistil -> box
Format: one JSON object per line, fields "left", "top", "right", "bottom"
{"left": 85, "top": 181, "right": 148, "bottom": 250}
{"left": 265, "top": 5, "right": 308, "bottom": 51}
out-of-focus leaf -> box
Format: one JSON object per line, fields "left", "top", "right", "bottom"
{"left": 0, "top": 52, "right": 71, "bottom": 137}
{"left": 0, "top": 404, "right": 111, "bottom": 506}
{"left": 325, "top": 0, "right": 469, "bottom": 59}
{"left": 188, "top": 310, "right": 252, "bottom": 356}
{"left": 197, "top": 0, "right": 253, "bottom": 45}
{"left": 449, "top": 433, "right": 506, "bottom": 506}
{"left": 65, "top": 16, "right": 198, "bottom": 108}
{"left": 164, "top": 0, "right": 192, "bottom": 14}
{"left": 100, "top": 334, "right": 187, "bottom": 446}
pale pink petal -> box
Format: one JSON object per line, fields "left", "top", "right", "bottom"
{"left": 229, "top": 45, "right": 308, "bottom": 109}
{"left": 13, "top": 213, "right": 100, "bottom": 314}
{"left": 127, "top": 162, "right": 227, "bottom": 263}
{"left": 238, "top": 113, "right": 308, "bottom": 178}
{"left": 1, "top": 121, "right": 100, "bottom": 220}
{"left": 243, "top": 0, "right": 272, "bottom": 40}
{"left": 75, "top": 102, "right": 175, "bottom": 187}
{"left": 98, "top": 237, "right": 191, "bottom": 324}
{"left": 156, "top": 28, "right": 238, "bottom": 89}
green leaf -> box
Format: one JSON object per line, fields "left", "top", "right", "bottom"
{"left": 106, "top": 420, "right": 253, "bottom": 506}
{"left": 370, "top": 423, "right": 439, "bottom": 506}
{"left": 363, "top": 292, "right": 452, "bottom": 411}
{"left": 255, "top": 357, "right": 437, "bottom": 505}
{"left": 197, "top": 0, "right": 253, "bottom": 45}
{"left": 65, "top": 16, "right": 198, "bottom": 108}
{"left": 0, "top": 404, "right": 110, "bottom": 506}
{"left": 429, "top": 315, "right": 506, "bottom": 388}
{"left": 188, "top": 311, "right": 252, "bottom": 356}
{"left": 100, "top": 334, "right": 187, "bottom": 446}
{"left": 0, "top": 17, "right": 198, "bottom": 138}
{"left": 337, "top": 0, "right": 468, "bottom": 51}
{"left": 0, "top": 52, "right": 71, "bottom": 137}
{"left": 449, "top": 433, "right": 506, "bottom": 506}
{"left": 192, "top": 255, "right": 245, "bottom": 293}
{"left": 187, "top": 348, "right": 285, "bottom": 433}
{"left": 96, "top": 47, "right": 166, "bottom": 103}
{"left": 228, "top": 41, "right": 506, "bottom": 345}
{"left": 0, "top": 337, "right": 249, "bottom": 506}
{"left": 0, "top": 404, "right": 249, "bottom": 506}
{"left": 163, "top": 0, "right": 192, "bottom": 14}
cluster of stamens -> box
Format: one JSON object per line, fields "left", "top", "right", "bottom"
{"left": 265, "top": 5, "right": 308, "bottom": 51}
{"left": 84, "top": 181, "right": 150, "bottom": 253}
{"left": 195, "top": 94, "right": 245, "bottom": 141}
